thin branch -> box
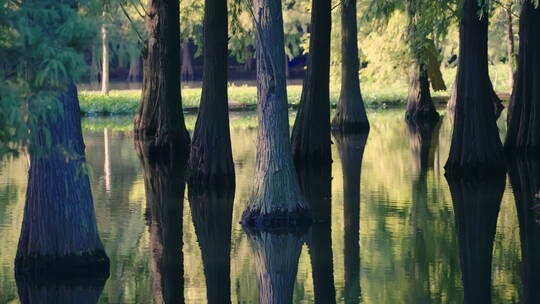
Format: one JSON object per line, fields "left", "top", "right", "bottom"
{"left": 119, "top": 1, "right": 144, "bottom": 43}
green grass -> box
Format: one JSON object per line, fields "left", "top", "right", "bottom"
{"left": 78, "top": 63, "right": 512, "bottom": 116}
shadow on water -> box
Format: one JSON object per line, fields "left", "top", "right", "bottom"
{"left": 446, "top": 173, "right": 505, "bottom": 304}
{"left": 16, "top": 277, "right": 106, "bottom": 304}
{"left": 188, "top": 190, "right": 235, "bottom": 304}
{"left": 509, "top": 159, "right": 540, "bottom": 304}
{"left": 334, "top": 132, "right": 369, "bottom": 304}
{"left": 136, "top": 141, "right": 186, "bottom": 304}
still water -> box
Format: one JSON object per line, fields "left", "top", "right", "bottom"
{"left": 0, "top": 109, "right": 534, "bottom": 303}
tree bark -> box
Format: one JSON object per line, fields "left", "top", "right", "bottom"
{"left": 508, "top": 159, "right": 540, "bottom": 304}
{"left": 331, "top": 0, "right": 369, "bottom": 132}
{"left": 334, "top": 132, "right": 369, "bottom": 304}
{"left": 504, "top": 2, "right": 540, "bottom": 156}
{"left": 444, "top": 0, "right": 505, "bottom": 177}
{"left": 136, "top": 140, "right": 186, "bottom": 304}
{"left": 291, "top": 0, "right": 332, "bottom": 165}
{"left": 101, "top": 7, "right": 110, "bottom": 96}
{"left": 188, "top": 0, "right": 235, "bottom": 191}
{"left": 447, "top": 173, "right": 505, "bottom": 304}
{"left": 241, "top": 0, "right": 310, "bottom": 227}
{"left": 134, "top": 0, "right": 190, "bottom": 157}
{"left": 15, "top": 84, "right": 109, "bottom": 278}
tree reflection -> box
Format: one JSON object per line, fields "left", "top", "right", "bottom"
{"left": 189, "top": 190, "right": 234, "bottom": 304}
{"left": 16, "top": 277, "right": 106, "bottom": 304}
{"left": 136, "top": 141, "right": 186, "bottom": 304}
{"left": 447, "top": 173, "right": 505, "bottom": 304}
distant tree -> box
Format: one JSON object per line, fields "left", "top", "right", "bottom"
{"left": 101, "top": 1, "right": 110, "bottom": 95}
{"left": 445, "top": 0, "right": 505, "bottom": 177}
{"left": 331, "top": 0, "right": 369, "bottom": 132}
{"left": 188, "top": 0, "right": 235, "bottom": 190}
{"left": 134, "top": 0, "right": 190, "bottom": 157}
{"left": 291, "top": 0, "right": 332, "bottom": 165}
{"left": 504, "top": 1, "right": 540, "bottom": 156}
{"left": 241, "top": 0, "right": 310, "bottom": 227}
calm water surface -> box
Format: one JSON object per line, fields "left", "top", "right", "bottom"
{"left": 0, "top": 109, "right": 532, "bottom": 303}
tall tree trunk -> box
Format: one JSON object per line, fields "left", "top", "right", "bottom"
{"left": 189, "top": 191, "right": 234, "bottom": 304}
{"left": 291, "top": 0, "right": 332, "bottom": 166}
{"left": 188, "top": 0, "right": 235, "bottom": 191}
{"left": 16, "top": 277, "right": 106, "bottom": 304}
{"left": 447, "top": 173, "right": 505, "bottom": 304}
{"left": 297, "top": 164, "right": 336, "bottom": 304}
{"left": 246, "top": 230, "right": 305, "bottom": 304}
{"left": 101, "top": 6, "right": 110, "bottom": 95}
{"left": 134, "top": 0, "right": 190, "bottom": 157}
{"left": 15, "top": 84, "right": 109, "bottom": 278}
{"left": 508, "top": 159, "right": 540, "bottom": 304}
{"left": 505, "top": 6, "right": 516, "bottom": 89}
{"left": 405, "top": 0, "right": 438, "bottom": 122}
{"left": 504, "top": 2, "right": 540, "bottom": 155}
{"left": 241, "top": 0, "right": 310, "bottom": 227}
{"left": 332, "top": 0, "right": 369, "bottom": 132}
{"left": 136, "top": 141, "right": 186, "bottom": 304}
{"left": 444, "top": 0, "right": 505, "bottom": 177}
{"left": 334, "top": 132, "right": 369, "bottom": 304}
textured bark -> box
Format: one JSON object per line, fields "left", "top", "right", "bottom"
{"left": 136, "top": 140, "right": 185, "bottom": 304}
{"left": 508, "top": 159, "right": 540, "bottom": 304}
{"left": 291, "top": 0, "right": 332, "bottom": 165}
{"left": 246, "top": 230, "right": 305, "bottom": 304}
{"left": 297, "top": 164, "right": 336, "bottom": 304}
{"left": 189, "top": 190, "right": 234, "bottom": 304}
{"left": 241, "top": 0, "right": 310, "bottom": 227}
{"left": 447, "top": 173, "right": 505, "bottom": 304}
{"left": 101, "top": 7, "right": 110, "bottom": 96}
{"left": 334, "top": 132, "right": 368, "bottom": 304}
{"left": 134, "top": 0, "right": 190, "bottom": 157}
{"left": 504, "top": 2, "right": 540, "bottom": 156}
{"left": 447, "top": 79, "right": 503, "bottom": 122}
{"left": 405, "top": 0, "right": 438, "bottom": 123}
{"left": 16, "top": 277, "right": 106, "bottom": 304}
{"left": 188, "top": 0, "right": 234, "bottom": 191}
{"left": 444, "top": 0, "right": 505, "bottom": 177}
{"left": 15, "top": 84, "right": 109, "bottom": 278}
{"left": 331, "top": 0, "right": 369, "bottom": 132}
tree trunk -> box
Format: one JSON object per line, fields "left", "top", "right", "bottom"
{"left": 331, "top": 0, "right": 369, "bottom": 132}
{"left": 504, "top": 2, "right": 540, "bottom": 156}
{"left": 15, "top": 84, "right": 109, "bottom": 278}
{"left": 444, "top": 0, "right": 505, "bottom": 177}
{"left": 446, "top": 173, "right": 505, "bottom": 304}
{"left": 189, "top": 190, "right": 234, "bottom": 304}
{"left": 181, "top": 41, "right": 195, "bottom": 82}
{"left": 297, "top": 164, "right": 336, "bottom": 304}
{"left": 505, "top": 6, "right": 516, "bottom": 89}
{"left": 508, "top": 159, "right": 540, "bottom": 304}
{"left": 136, "top": 141, "right": 186, "bottom": 304}
{"left": 134, "top": 0, "right": 190, "bottom": 157}
{"left": 334, "top": 132, "right": 369, "bottom": 304}
{"left": 16, "top": 277, "right": 106, "bottom": 304}
{"left": 405, "top": 0, "right": 438, "bottom": 123}
{"left": 188, "top": 0, "right": 235, "bottom": 191}
{"left": 90, "top": 45, "right": 100, "bottom": 86}
{"left": 246, "top": 230, "right": 305, "bottom": 304}
{"left": 127, "top": 55, "right": 141, "bottom": 82}
{"left": 240, "top": 0, "right": 310, "bottom": 227}
{"left": 101, "top": 7, "right": 110, "bottom": 95}
{"left": 291, "top": 0, "right": 332, "bottom": 165}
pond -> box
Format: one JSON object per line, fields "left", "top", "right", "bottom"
{"left": 0, "top": 109, "right": 532, "bottom": 303}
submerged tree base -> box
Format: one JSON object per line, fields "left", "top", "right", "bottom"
{"left": 241, "top": 208, "right": 311, "bottom": 230}
{"left": 330, "top": 119, "right": 370, "bottom": 134}
{"left": 15, "top": 249, "right": 110, "bottom": 280}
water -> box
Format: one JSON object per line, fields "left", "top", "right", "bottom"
{"left": 0, "top": 109, "right": 531, "bottom": 303}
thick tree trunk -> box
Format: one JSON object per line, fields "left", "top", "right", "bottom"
{"left": 189, "top": 190, "right": 234, "bottom": 304}
{"left": 16, "top": 277, "right": 106, "bottom": 304}
{"left": 444, "top": 0, "right": 505, "bottom": 177}
{"left": 15, "top": 84, "right": 109, "bottom": 278}
{"left": 447, "top": 78, "right": 503, "bottom": 121}
{"left": 331, "top": 0, "right": 369, "bottom": 132}
{"left": 136, "top": 141, "right": 186, "bottom": 304}
{"left": 246, "top": 230, "right": 305, "bottom": 304}
{"left": 504, "top": 2, "right": 540, "bottom": 156}
{"left": 291, "top": 0, "right": 332, "bottom": 165}
{"left": 334, "top": 132, "right": 369, "bottom": 304}
{"left": 101, "top": 8, "right": 110, "bottom": 96}
{"left": 297, "top": 164, "right": 336, "bottom": 304}
{"left": 241, "top": 0, "right": 310, "bottom": 227}
{"left": 508, "top": 159, "right": 540, "bottom": 304}
{"left": 447, "top": 173, "right": 505, "bottom": 304}
{"left": 188, "top": 0, "right": 235, "bottom": 191}
{"left": 134, "top": 0, "right": 190, "bottom": 157}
